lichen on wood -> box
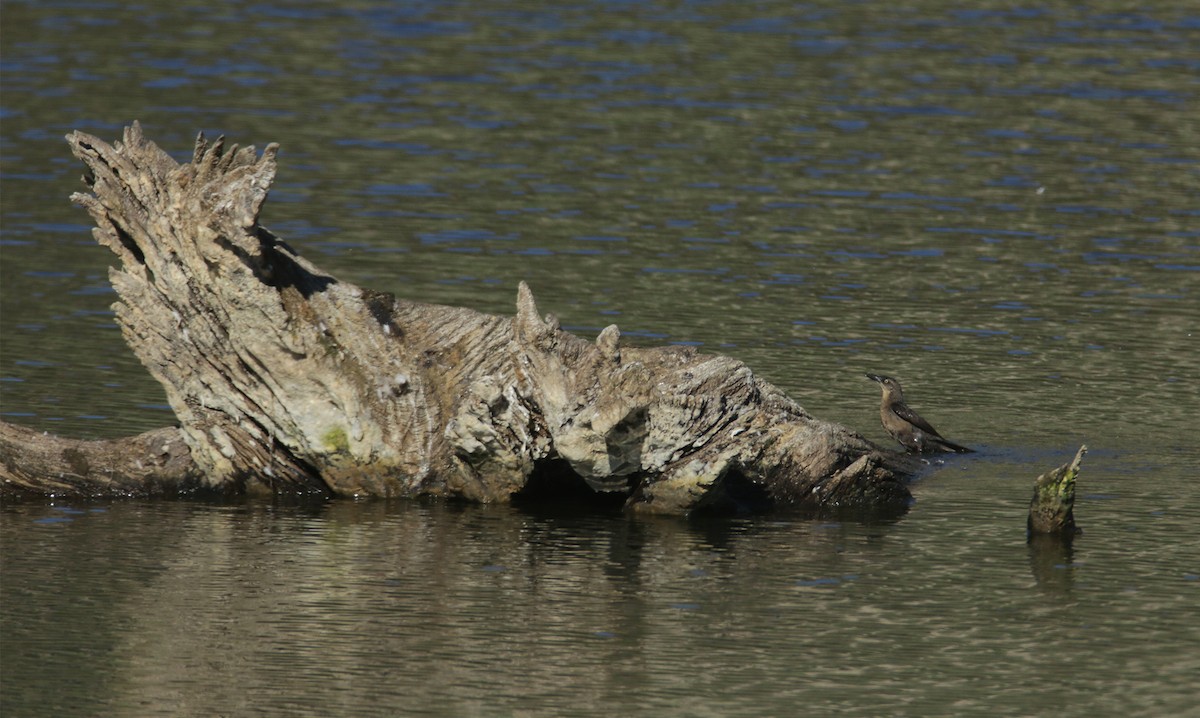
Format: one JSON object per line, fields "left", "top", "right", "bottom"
{"left": 1, "top": 123, "right": 920, "bottom": 514}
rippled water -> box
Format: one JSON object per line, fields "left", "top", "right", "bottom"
{"left": 2, "top": 1, "right": 1198, "bottom": 715}
{"left": 3, "top": 495, "right": 1198, "bottom": 717}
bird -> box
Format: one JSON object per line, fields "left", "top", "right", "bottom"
{"left": 865, "top": 374, "right": 974, "bottom": 454}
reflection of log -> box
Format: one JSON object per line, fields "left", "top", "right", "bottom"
{"left": 1028, "top": 532, "right": 1076, "bottom": 595}
{"left": 0, "top": 124, "right": 918, "bottom": 513}
{"left": 1027, "top": 445, "right": 1086, "bottom": 537}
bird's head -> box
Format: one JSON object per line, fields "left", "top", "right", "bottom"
{"left": 865, "top": 373, "right": 904, "bottom": 400}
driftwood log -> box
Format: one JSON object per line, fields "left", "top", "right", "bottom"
{"left": 1, "top": 124, "right": 920, "bottom": 514}
{"left": 0, "top": 423, "right": 198, "bottom": 497}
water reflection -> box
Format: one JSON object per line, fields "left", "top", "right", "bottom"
{"left": 4, "top": 492, "right": 1198, "bottom": 716}
{"left": 1028, "top": 532, "right": 1078, "bottom": 596}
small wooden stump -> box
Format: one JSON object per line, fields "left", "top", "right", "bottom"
{"left": 1027, "top": 444, "right": 1086, "bottom": 538}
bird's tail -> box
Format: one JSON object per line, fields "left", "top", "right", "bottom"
{"left": 933, "top": 438, "right": 974, "bottom": 454}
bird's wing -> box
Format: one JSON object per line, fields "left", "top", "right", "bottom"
{"left": 891, "top": 402, "right": 945, "bottom": 438}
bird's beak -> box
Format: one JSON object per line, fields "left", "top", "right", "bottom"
{"left": 865, "top": 373, "right": 883, "bottom": 383}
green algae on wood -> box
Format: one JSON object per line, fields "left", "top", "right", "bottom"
{"left": 322, "top": 426, "right": 350, "bottom": 454}
{"left": 1027, "top": 444, "right": 1086, "bottom": 538}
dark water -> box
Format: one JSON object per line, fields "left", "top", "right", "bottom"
{"left": 3, "top": 497, "right": 1199, "bottom": 717}
{"left": 2, "top": 1, "right": 1198, "bottom": 715}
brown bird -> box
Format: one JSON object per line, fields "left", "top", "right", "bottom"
{"left": 866, "top": 374, "right": 973, "bottom": 454}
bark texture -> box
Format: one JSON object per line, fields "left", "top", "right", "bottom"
{"left": 0, "top": 422, "right": 197, "bottom": 497}
{"left": 1, "top": 124, "right": 918, "bottom": 513}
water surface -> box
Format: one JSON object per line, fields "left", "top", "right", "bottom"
{"left": 1, "top": 1, "right": 1197, "bottom": 715}
{"left": 3, "top": 496, "right": 1198, "bottom": 717}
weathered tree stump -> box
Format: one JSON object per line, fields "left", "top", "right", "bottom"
{"left": 1, "top": 124, "right": 920, "bottom": 514}
{"left": 1026, "top": 444, "right": 1086, "bottom": 592}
